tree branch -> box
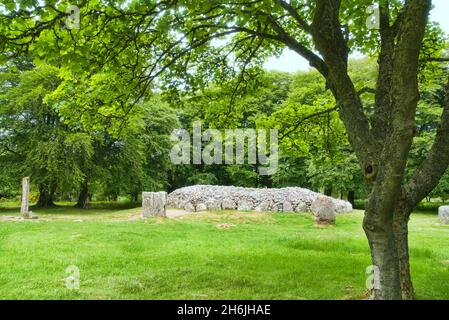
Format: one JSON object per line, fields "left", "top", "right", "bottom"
{"left": 420, "top": 57, "right": 449, "bottom": 63}
{"left": 371, "top": 0, "right": 395, "bottom": 145}
{"left": 310, "top": 0, "right": 375, "bottom": 162}
{"left": 404, "top": 76, "right": 449, "bottom": 210}
{"left": 280, "top": 106, "right": 339, "bottom": 140}
{"left": 275, "top": 0, "right": 311, "bottom": 32}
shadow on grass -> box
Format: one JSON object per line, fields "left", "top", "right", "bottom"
{"left": 0, "top": 201, "right": 141, "bottom": 216}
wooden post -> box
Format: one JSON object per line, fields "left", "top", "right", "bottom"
{"left": 21, "top": 177, "right": 30, "bottom": 219}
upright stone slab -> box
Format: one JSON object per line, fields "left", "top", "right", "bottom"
{"left": 20, "top": 177, "right": 30, "bottom": 219}
{"left": 439, "top": 206, "right": 449, "bottom": 224}
{"left": 142, "top": 192, "right": 167, "bottom": 217}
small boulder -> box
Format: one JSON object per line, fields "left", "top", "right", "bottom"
{"left": 255, "top": 200, "right": 270, "bottom": 212}
{"left": 294, "top": 202, "right": 308, "bottom": 213}
{"left": 221, "top": 198, "right": 236, "bottom": 210}
{"left": 206, "top": 199, "right": 221, "bottom": 211}
{"left": 196, "top": 203, "right": 207, "bottom": 212}
{"left": 283, "top": 201, "right": 294, "bottom": 212}
{"left": 184, "top": 202, "right": 195, "bottom": 212}
{"left": 311, "top": 195, "right": 336, "bottom": 225}
{"left": 237, "top": 199, "right": 253, "bottom": 211}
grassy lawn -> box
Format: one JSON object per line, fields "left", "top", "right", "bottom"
{"left": 0, "top": 204, "right": 448, "bottom": 300}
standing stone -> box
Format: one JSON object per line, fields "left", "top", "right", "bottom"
{"left": 311, "top": 195, "right": 336, "bottom": 225}
{"left": 21, "top": 177, "right": 30, "bottom": 219}
{"left": 142, "top": 192, "right": 167, "bottom": 217}
{"left": 439, "top": 206, "right": 449, "bottom": 224}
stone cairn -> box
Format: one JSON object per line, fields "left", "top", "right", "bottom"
{"left": 167, "top": 185, "right": 353, "bottom": 224}
{"left": 439, "top": 206, "right": 449, "bottom": 224}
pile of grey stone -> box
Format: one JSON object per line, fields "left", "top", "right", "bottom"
{"left": 167, "top": 185, "right": 352, "bottom": 223}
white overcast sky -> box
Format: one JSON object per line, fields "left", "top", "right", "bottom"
{"left": 264, "top": 0, "right": 449, "bottom": 72}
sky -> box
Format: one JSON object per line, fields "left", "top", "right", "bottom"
{"left": 264, "top": 0, "right": 449, "bottom": 72}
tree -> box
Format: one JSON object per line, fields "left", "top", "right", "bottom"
{"left": 2, "top": 0, "right": 449, "bottom": 299}
{"left": 168, "top": 71, "right": 293, "bottom": 188}
{"left": 46, "top": 67, "right": 181, "bottom": 206}
{"left": 261, "top": 60, "right": 374, "bottom": 201}
{"left": 0, "top": 64, "right": 95, "bottom": 207}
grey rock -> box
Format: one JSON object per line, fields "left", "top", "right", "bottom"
{"left": 294, "top": 202, "right": 308, "bottom": 213}
{"left": 255, "top": 200, "right": 271, "bottom": 212}
{"left": 283, "top": 201, "right": 294, "bottom": 212}
{"left": 184, "top": 202, "right": 195, "bottom": 212}
{"left": 221, "top": 198, "right": 237, "bottom": 210}
{"left": 206, "top": 199, "right": 222, "bottom": 211}
{"left": 272, "top": 202, "right": 283, "bottom": 212}
{"left": 237, "top": 199, "right": 253, "bottom": 211}
{"left": 311, "top": 195, "right": 337, "bottom": 224}
{"left": 142, "top": 192, "right": 167, "bottom": 217}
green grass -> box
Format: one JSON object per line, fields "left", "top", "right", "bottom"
{"left": 0, "top": 205, "right": 448, "bottom": 300}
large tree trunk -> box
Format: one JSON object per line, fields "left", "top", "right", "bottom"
{"left": 36, "top": 183, "right": 56, "bottom": 208}
{"left": 131, "top": 192, "right": 139, "bottom": 203}
{"left": 394, "top": 198, "right": 415, "bottom": 300}
{"left": 363, "top": 204, "right": 402, "bottom": 300}
{"left": 395, "top": 216, "right": 414, "bottom": 300}
{"left": 365, "top": 191, "right": 415, "bottom": 300}
{"left": 348, "top": 190, "right": 355, "bottom": 207}
{"left": 75, "top": 180, "right": 89, "bottom": 209}
{"left": 308, "top": 0, "right": 431, "bottom": 301}
{"left": 110, "top": 193, "right": 118, "bottom": 202}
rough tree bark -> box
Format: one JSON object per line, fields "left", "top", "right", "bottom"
{"left": 131, "top": 192, "right": 139, "bottom": 203}
{"left": 75, "top": 180, "right": 89, "bottom": 209}
{"left": 394, "top": 197, "right": 414, "bottom": 300}
{"left": 348, "top": 190, "right": 355, "bottom": 207}
{"left": 394, "top": 76, "right": 449, "bottom": 299}
{"left": 308, "top": 0, "right": 431, "bottom": 299}
{"left": 36, "top": 182, "right": 56, "bottom": 208}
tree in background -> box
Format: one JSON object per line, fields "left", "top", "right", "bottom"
{"left": 0, "top": 61, "right": 179, "bottom": 207}
{"left": 0, "top": 64, "right": 92, "bottom": 207}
